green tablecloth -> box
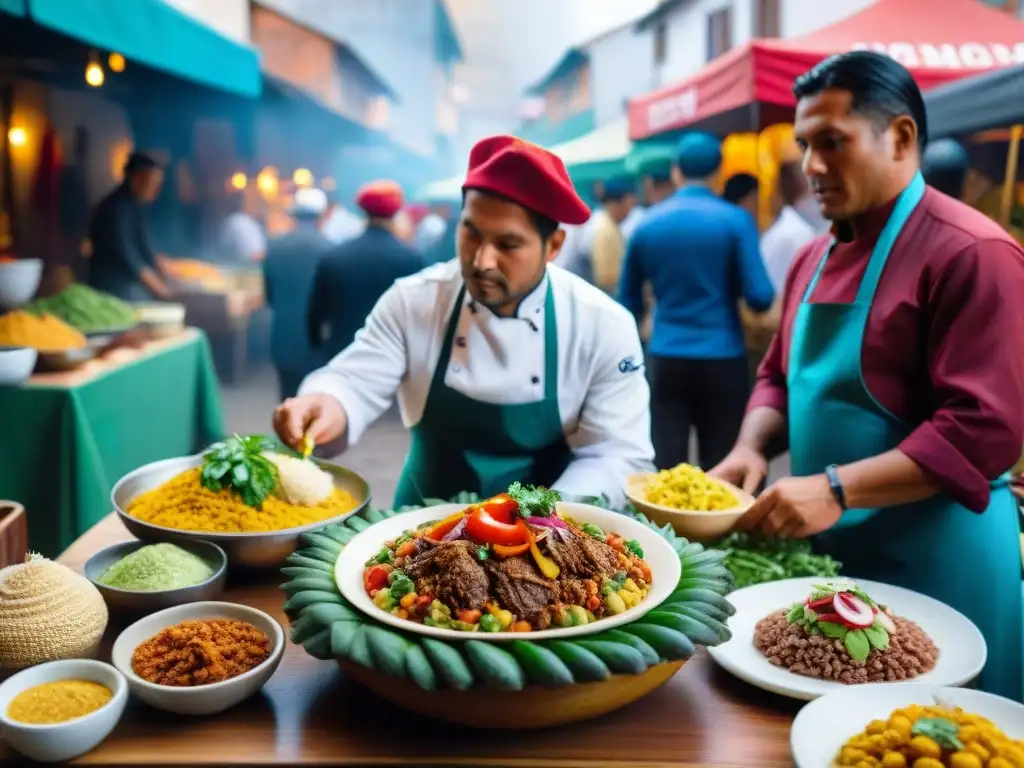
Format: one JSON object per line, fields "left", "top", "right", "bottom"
{"left": 0, "top": 330, "right": 225, "bottom": 556}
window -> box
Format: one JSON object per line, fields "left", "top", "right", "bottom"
{"left": 706, "top": 7, "right": 733, "bottom": 62}
{"left": 753, "top": 0, "right": 780, "bottom": 38}
{"left": 653, "top": 21, "right": 668, "bottom": 65}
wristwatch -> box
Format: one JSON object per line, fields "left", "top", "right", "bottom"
{"left": 825, "top": 464, "right": 847, "bottom": 510}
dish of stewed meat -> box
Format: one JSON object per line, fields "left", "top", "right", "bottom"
{"left": 361, "top": 484, "right": 653, "bottom": 632}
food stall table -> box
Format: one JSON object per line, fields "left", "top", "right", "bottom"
{"left": 0, "top": 330, "right": 224, "bottom": 557}
{"left": 179, "top": 285, "right": 264, "bottom": 385}
{"left": 0, "top": 514, "right": 799, "bottom": 767}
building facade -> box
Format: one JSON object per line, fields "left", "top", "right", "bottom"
{"left": 162, "top": 0, "right": 252, "bottom": 44}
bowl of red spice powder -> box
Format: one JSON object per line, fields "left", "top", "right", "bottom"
{"left": 110, "top": 601, "right": 284, "bottom": 716}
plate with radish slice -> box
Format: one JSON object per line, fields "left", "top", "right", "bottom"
{"left": 707, "top": 577, "right": 986, "bottom": 701}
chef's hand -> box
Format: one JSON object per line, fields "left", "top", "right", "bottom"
{"left": 272, "top": 394, "right": 347, "bottom": 450}
{"left": 735, "top": 475, "right": 842, "bottom": 538}
{"left": 709, "top": 445, "right": 768, "bottom": 495}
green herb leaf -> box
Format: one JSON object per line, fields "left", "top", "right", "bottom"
{"left": 912, "top": 718, "right": 963, "bottom": 751}
{"left": 843, "top": 629, "right": 871, "bottom": 663}
{"left": 388, "top": 570, "right": 415, "bottom": 599}
{"left": 581, "top": 523, "right": 606, "bottom": 542}
{"left": 816, "top": 621, "right": 849, "bottom": 639}
{"left": 786, "top": 603, "right": 805, "bottom": 624}
{"left": 476, "top": 544, "right": 490, "bottom": 561}
{"left": 863, "top": 623, "right": 889, "bottom": 651}
{"left": 200, "top": 434, "right": 279, "bottom": 508}
{"left": 507, "top": 482, "right": 561, "bottom": 517}
{"left": 365, "top": 547, "right": 393, "bottom": 567}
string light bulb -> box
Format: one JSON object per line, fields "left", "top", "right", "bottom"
{"left": 108, "top": 52, "right": 126, "bottom": 73}
{"left": 230, "top": 172, "right": 247, "bottom": 191}
{"left": 7, "top": 127, "right": 26, "bottom": 147}
{"left": 292, "top": 168, "right": 313, "bottom": 188}
{"left": 85, "top": 54, "right": 104, "bottom": 87}
{"left": 256, "top": 167, "right": 279, "bottom": 198}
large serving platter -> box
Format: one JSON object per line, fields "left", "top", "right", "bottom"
{"left": 113, "top": 454, "right": 370, "bottom": 569}
{"left": 707, "top": 577, "right": 987, "bottom": 701}
{"left": 790, "top": 683, "right": 1024, "bottom": 768}
{"left": 336, "top": 501, "right": 681, "bottom": 641}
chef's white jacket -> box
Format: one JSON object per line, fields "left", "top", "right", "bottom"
{"left": 299, "top": 260, "right": 655, "bottom": 506}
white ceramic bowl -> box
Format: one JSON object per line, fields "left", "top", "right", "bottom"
{"left": 0, "top": 659, "right": 128, "bottom": 763}
{"left": 0, "top": 258, "right": 42, "bottom": 309}
{"left": 791, "top": 683, "right": 1024, "bottom": 767}
{"left": 337, "top": 501, "right": 681, "bottom": 641}
{"left": 625, "top": 471, "right": 753, "bottom": 541}
{"left": 110, "top": 601, "right": 285, "bottom": 715}
{"left": 0, "top": 346, "right": 38, "bottom": 386}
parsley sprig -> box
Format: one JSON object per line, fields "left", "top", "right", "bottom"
{"left": 507, "top": 482, "right": 561, "bottom": 517}
{"left": 201, "top": 434, "right": 278, "bottom": 509}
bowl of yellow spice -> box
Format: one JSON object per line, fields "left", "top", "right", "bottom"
{"left": 112, "top": 434, "right": 370, "bottom": 569}
{"left": 0, "top": 310, "right": 95, "bottom": 372}
{"left": 0, "top": 658, "right": 127, "bottom": 762}
{"left": 84, "top": 540, "right": 227, "bottom": 614}
{"left": 625, "top": 463, "right": 754, "bottom": 542}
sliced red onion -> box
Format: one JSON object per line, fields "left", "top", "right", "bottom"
{"left": 525, "top": 516, "right": 568, "bottom": 529}
{"left": 441, "top": 517, "right": 468, "bottom": 541}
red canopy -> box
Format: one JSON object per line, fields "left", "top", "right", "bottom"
{"left": 628, "top": 0, "right": 1024, "bottom": 140}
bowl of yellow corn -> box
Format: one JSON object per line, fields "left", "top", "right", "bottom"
{"left": 625, "top": 463, "right": 753, "bottom": 541}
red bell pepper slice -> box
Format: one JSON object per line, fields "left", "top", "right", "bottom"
{"left": 465, "top": 506, "right": 528, "bottom": 546}
{"left": 478, "top": 493, "right": 519, "bottom": 523}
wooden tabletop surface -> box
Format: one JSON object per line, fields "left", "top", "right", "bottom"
{"left": 0, "top": 515, "right": 801, "bottom": 767}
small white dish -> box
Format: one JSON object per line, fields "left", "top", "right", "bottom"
{"left": 706, "top": 577, "right": 986, "bottom": 701}
{"left": 0, "top": 659, "right": 128, "bottom": 762}
{"left": 0, "top": 345, "right": 37, "bottom": 386}
{"left": 790, "top": 683, "right": 1024, "bottom": 767}
{"left": 110, "top": 601, "right": 284, "bottom": 715}
{"left": 336, "top": 501, "right": 681, "bottom": 641}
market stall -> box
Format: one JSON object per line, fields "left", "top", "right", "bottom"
{"left": 627, "top": 0, "right": 1024, "bottom": 141}
{"left": 926, "top": 63, "right": 1024, "bottom": 139}
{"left": 0, "top": 329, "right": 224, "bottom": 556}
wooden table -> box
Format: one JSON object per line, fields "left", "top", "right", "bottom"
{"left": 0, "top": 516, "right": 800, "bottom": 767}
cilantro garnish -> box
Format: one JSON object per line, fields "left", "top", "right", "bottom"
{"left": 508, "top": 482, "right": 561, "bottom": 517}
{"left": 201, "top": 434, "right": 278, "bottom": 509}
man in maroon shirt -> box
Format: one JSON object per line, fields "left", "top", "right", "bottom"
{"left": 712, "top": 51, "right": 1024, "bottom": 701}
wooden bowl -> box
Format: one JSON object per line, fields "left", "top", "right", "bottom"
{"left": 625, "top": 472, "right": 754, "bottom": 542}
{"left": 339, "top": 659, "right": 686, "bottom": 729}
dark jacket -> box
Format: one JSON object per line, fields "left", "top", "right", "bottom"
{"left": 87, "top": 184, "right": 157, "bottom": 300}
{"left": 308, "top": 225, "right": 425, "bottom": 361}
{"left": 262, "top": 222, "right": 335, "bottom": 375}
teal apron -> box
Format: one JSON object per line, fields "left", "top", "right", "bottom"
{"left": 788, "top": 172, "right": 1023, "bottom": 702}
{"left": 392, "top": 281, "right": 573, "bottom": 507}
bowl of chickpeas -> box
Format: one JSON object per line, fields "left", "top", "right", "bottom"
{"left": 625, "top": 463, "right": 753, "bottom": 541}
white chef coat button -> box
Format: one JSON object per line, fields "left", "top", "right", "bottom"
{"left": 455, "top": 336, "right": 466, "bottom": 348}
{"left": 531, "top": 375, "right": 540, "bottom": 385}
{"left": 452, "top": 364, "right": 461, "bottom": 373}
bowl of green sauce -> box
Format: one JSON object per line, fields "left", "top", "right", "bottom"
{"left": 84, "top": 540, "right": 227, "bottom": 614}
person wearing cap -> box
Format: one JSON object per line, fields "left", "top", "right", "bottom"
{"left": 620, "top": 131, "right": 775, "bottom": 473}
{"left": 87, "top": 151, "right": 173, "bottom": 300}
{"left": 262, "top": 187, "right": 334, "bottom": 401}
{"left": 922, "top": 138, "right": 968, "bottom": 199}
{"left": 712, "top": 52, "right": 1024, "bottom": 701}
{"left": 273, "top": 136, "right": 655, "bottom": 507}
{"left": 307, "top": 180, "right": 424, "bottom": 364}
{"left": 722, "top": 173, "right": 760, "bottom": 222}
{"left": 588, "top": 177, "right": 638, "bottom": 294}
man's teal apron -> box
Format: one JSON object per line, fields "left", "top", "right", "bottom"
{"left": 393, "top": 282, "right": 573, "bottom": 507}
{"left": 788, "top": 172, "right": 1023, "bottom": 702}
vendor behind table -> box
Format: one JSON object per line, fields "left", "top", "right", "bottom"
{"left": 86, "top": 151, "right": 174, "bottom": 302}
{"left": 273, "top": 136, "right": 655, "bottom": 509}
{"left": 712, "top": 50, "right": 1024, "bottom": 702}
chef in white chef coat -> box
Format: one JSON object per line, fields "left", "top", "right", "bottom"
{"left": 273, "top": 135, "right": 655, "bottom": 508}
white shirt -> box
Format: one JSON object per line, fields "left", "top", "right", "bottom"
{"left": 217, "top": 212, "right": 266, "bottom": 264}
{"left": 299, "top": 260, "right": 655, "bottom": 506}
{"left": 760, "top": 204, "right": 819, "bottom": 291}
{"left": 322, "top": 206, "right": 365, "bottom": 245}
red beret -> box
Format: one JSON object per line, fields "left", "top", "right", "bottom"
{"left": 462, "top": 135, "right": 591, "bottom": 226}
{"left": 356, "top": 180, "right": 404, "bottom": 218}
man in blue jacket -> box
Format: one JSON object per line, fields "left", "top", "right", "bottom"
{"left": 619, "top": 131, "right": 775, "bottom": 470}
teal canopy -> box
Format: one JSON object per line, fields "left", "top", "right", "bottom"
{"left": 26, "top": 0, "right": 261, "bottom": 97}
{"left": 0, "top": 0, "right": 25, "bottom": 16}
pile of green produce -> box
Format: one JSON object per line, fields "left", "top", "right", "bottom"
{"left": 715, "top": 531, "right": 842, "bottom": 590}
{"left": 26, "top": 284, "right": 138, "bottom": 333}
{"left": 281, "top": 494, "right": 736, "bottom": 691}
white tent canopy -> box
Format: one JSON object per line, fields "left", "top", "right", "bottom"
{"left": 415, "top": 119, "right": 631, "bottom": 201}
